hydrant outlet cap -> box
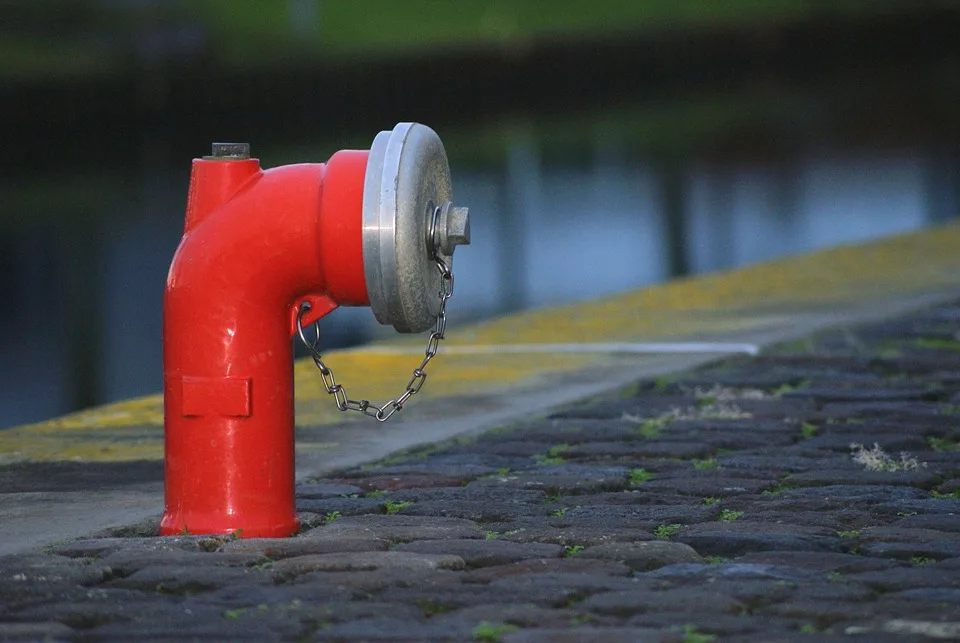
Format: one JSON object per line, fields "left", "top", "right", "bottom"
{"left": 362, "top": 123, "right": 453, "bottom": 333}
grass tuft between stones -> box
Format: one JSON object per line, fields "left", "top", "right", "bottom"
{"left": 472, "top": 621, "right": 520, "bottom": 642}
{"left": 382, "top": 500, "right": 412, "bottom": 515}
{"left": 628, "top": 468, "right": 653, "bottom": 485}
{"left": 654, "top": 524, "right": 683, "bottom": 540}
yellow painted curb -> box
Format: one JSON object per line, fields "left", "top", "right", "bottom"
{"left": 3, "top": 222, "right": 959, "bottom": 463}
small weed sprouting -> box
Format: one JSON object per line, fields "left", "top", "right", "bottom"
{"left": 800, "top": 623, "right": 819, "bottom": 634}
{"left": 628, "top": 468, "right": 653, "bottom": 485}
{"left": 911, "top": 556, "right": 934, "bottom": 566}
{"left": 550, "top": 507, "right": 568, "bottom": 518}
{"left": 800, "top": 423, "right": 819, "bottom": 439}
{"left": 827, "top": 571, "right": 842, "bottom": 581}
{"left": 693, "top": 458, "right": 718, "bottom": 471}
{"left": 365, "top": 489, "right": 387, "bottom": 498}
{"left": 676, "top": 624, "right": 716, "bottom": 643}
{"left": 223, "top": 608, "right": 246, "bottom": 620}
{"left": 563, "top": 545, "right": 585, "bottom": 557}
{"left": 417, "top": 598, "right": 455, "bottom": 618}
{"left": 704, "top": 555, "right": 727, "bottom": 565}
{"left": 933, "top": 490, "right": 960, "bottom": 499}
{"left": 702, "top": 497, "right": 721, "bottom": 506}
{"left": 719, "top": 509, "right": 743, "bottom": 522}
{"left": 534, "top": 451, "right": 567, "bottom": 466}
{"left": 654, "top": 524, "right": 683, "bottom": 540}
{"left": 762, "top": 484, "right": 794, "bottom": 496}
{"left": 472, "top": 621, "right": 519, "bottom": 643}
{"left": 324, "top": 511, "right": 342, "bottom": 523}
{"left": 927, "top": 436, "right": 960, "bottom": 451}
{"left": 622, "top": 414, "right": 666, "bottom": 438}
{"left": 850, "top": 442, "right": 926, "bottom": 472}
{"left": 772, "top": 379, "right": 811, "bottom": 397}
{"left": 837, "top": 530, "right": 860, "bottom": 539}
{"left": 914, "top": 337, "right": 960, "bottom": 351}
{"left": 382, "top": 500, "right": 411, "bottom": 515}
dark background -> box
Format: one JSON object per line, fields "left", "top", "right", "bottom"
{"left": 1, "top": 0, "right": 958, "bottom": 427}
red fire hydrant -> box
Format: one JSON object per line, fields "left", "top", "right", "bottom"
{"left": 160, "top": 123, "right": 470, "bottom": 537}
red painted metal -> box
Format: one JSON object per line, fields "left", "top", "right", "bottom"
{"left": 160, "top": 149, "right": 369, "bottom": 537}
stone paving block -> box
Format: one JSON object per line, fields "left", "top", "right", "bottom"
{"left": 489, "top": 522, "right": 657, "bottom": 547}
{"left": 200, "top": 582, "right": 366, "bottom": 608}
{"left": 550, "top": 396, "right": 698, "bottom": 420}
{"left": 579, "top": 587, "right": 746, "bottom": 617}
{"left": 759, "top": 598, "right": 885, "bottom": 629}
{"left": 579, "top": 541, "right": 703, "bottom": 571}
{"left": 558, "top": 504, "right": 717, "bottom": 529}
{"left": 481, "top": 419, "right": 640, "bottom": 444}
{"left": 486, "top": 572, "right": 645, "bottom": 608}
{"left": 858, "top": 540, "right": 960, "bottom": 561}
{"left": 103, "top": 564, "right": 270, "bottom": 594}
{"left": 717, "top": 508, "right": 879, "bottom": 532}
{"left": 359, "top": 454, "right": 519, "bottom": 477}
{"left": 9, "top": 588, "right": 178, "bottom": 629}
{"left": 389, "top": 486, "right": 548, "bottom": 504}
{"left": 295, "top": 496, "right": 388, "bottom": 516}
{"left": 469, "top": 471, "right": 630, "bottom": 495}
{"left": 0, "top": 553, "right": 113, "bottom": 586}
{"left": 312, "top": 616, "right": 472, "bottom": 641}
{"left": 632, "top": 612, "right": 812, "bottom": 639}
{"left": 874, "top": 497, "right": 960, "bottom": 516}
{"left": 53, "top": 535, "right": 232, "bottom": 559}
{"left": 0, "top": 622, "right": 74, "bottom": 642}
{"left": 269, "top": 551, "right": 465, "bottom": 580}
{"left": 783, "top": 386, "right": 935, "bottom": 402}
{"left": 896, "top": 513, "right": 960, "bottom": 532}
{"left": 460, "top": 557, "right": 633, "bottom": 584}
{"left": 735, "top": 551, "right": 900, "bottom": 573}
{"left": 393, "top": 538, "right": 563, "bottom": 568}
{"left": 324, "top": 473, "right": 471, "bottom": 491}
{"left": 432, "top": 603, "right": 580, "bottom": 628}
{"left": 679, "top": 530, "right": 844, "bottom": 557}
{"left": 843, "top": 566, "right": 960, "bottom": 591}
{"left": 397, "top": 499, "right": 549, "bottom": 522}
{"left": 219, "top": 535, "right": 389, "bottom": 558}
{"left": 503, "top": 626, "right": 677, "bottom": 643}
{"left": 640, "top": 475, "right": 777, "bottom": 497}
{"left": 295, "top": 482, "right": 364, "bottom": 498}
{"left": 301, "top": 514, "right": 483, "bottom": 543}
{"left": 99, "top": 548, "right": 267, "bottom": 576}
{"left": 785, "top": 468, "right": 941, "bottom": 489}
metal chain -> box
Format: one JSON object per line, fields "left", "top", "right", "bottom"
{"left": 296, "top": 258, "right": 454, "bottom": 422}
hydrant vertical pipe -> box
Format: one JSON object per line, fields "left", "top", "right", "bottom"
{"left": 160, "top": 150, "right": 369, "bottom": 537}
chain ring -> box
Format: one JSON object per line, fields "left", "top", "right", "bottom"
{"left": 296, "top": 258, "right": 454, "bottom": 422}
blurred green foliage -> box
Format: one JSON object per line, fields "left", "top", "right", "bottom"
{"left": 0, "top": 0, "right": 940, "bottom": 79}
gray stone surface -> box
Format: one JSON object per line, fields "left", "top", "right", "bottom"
{"left": 3, "top": 300, "right": 960, "bottom": 640}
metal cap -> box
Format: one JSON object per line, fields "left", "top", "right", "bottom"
{"left": 362, "top": 123, "right": 468, "bottom": 333}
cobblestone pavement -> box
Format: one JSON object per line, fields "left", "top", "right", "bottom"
{"left": 2, "top": 302, "right": 960, "bottom": 642}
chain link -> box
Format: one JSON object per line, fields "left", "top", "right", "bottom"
{"left": 296, "top": 258, "right": 454, "bottom": 422}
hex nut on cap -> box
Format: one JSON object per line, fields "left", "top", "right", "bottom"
{"left": 434, "top": 204, "right": 470, "bottom": 256}
{"left": 209, "top": 142, "right": 251, "bottom": 159}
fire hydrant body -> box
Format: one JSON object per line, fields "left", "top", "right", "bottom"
{"left": 160, "top": 124, "right": 469, "bottom": 537}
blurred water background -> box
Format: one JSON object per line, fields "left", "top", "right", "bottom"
{"left": 1, "top": 1, "right": 958, "bottom": 427}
